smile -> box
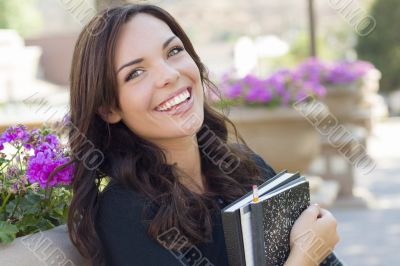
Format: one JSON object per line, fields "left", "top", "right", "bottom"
{"left": 155, "top": 87, "right": 191, "bottom": 112}
{"left": 155, "top": 87, "right": 194, "bottom": 116}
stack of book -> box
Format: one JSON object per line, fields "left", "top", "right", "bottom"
{"left": 221, "top": 171, "right": 310, "bottom": 266}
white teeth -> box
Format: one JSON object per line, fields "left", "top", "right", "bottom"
{"left": 157, "top": 89, "right": 190, "bottom": 111}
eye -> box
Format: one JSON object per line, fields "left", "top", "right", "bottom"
{"left": 168, "top": 46, "right": 184, "bottom": 57}
{"left": 125, "top": 69, "right": 145, "bottom": 82}
{"left": 124, "top": 46, "right": 184, "bottom": 82}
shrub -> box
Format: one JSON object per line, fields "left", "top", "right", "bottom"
{"left": 356, "top": 0, "right": 400, "bottom": 92}
{"left": 0, "top": 125, "right": 73, "bottom": 243}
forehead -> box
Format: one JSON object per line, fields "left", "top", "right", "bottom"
{"left": 114, "top": 13, "right": 175, "bottom": 66}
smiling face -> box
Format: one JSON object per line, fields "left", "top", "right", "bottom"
{"left": 106, "top": 13, "right": 204, "bottom": 145}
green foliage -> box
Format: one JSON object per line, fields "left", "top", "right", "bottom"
{"left": 356, "top": 0, "right": 400, "bottom": 92}
{"left": 0, "top": 0, "right": 42, "bottom": 37}
{"left": 0, "top": 221, "right": 18, "bottom": 243}
{"left": 212, "top": 96, "right": 282, "bottom": 110}
{"left": 265, "top": 32, "right": 341, "bottom": 72}
{"left": 0, "top": 184, "right": 72, "bottom": 244}
{"left": 0, "top": 125, "right": 73, "bottom": 244}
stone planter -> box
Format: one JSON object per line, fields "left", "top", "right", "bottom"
{"left": 0, "top": 225, "right": 88, "bottom": 266}
{"left": 322, "top": 69, "right": 382, "bottom": 135}
{"left": 323, "top": 81, "right": 363, "bottom": 118}
{"left": 226, "top": 106, "right": 320, "bottom": 172}
{"left": 359, "top": 68, "right": 381, "bottom": 105}
{"left": 323, "top": 69, "right": 381, "bottom": 115}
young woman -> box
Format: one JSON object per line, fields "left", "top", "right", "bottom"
{"left": 66, "top": 4, "right": 341, "bottom": 266}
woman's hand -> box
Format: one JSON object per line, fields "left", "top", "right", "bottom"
{"left": 284, "top": 204, "right": 340, "bottom": 266}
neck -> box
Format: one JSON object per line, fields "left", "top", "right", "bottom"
{"left": 153, "top": 134, "right": 205, "bottom": 194}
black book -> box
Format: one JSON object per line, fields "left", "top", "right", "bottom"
{"left": 221, "top": 171, "right": 310, "bottom": 266}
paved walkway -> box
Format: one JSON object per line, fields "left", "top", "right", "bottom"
{"left": 330, "top": 117, "right": 400, "bottom": 265}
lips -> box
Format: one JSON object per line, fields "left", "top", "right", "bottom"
{"left": 155, "top": 87, "right": 192, "bottom": 112}
{"left": 156, "top": 91, "right": 194, "bottom": 116}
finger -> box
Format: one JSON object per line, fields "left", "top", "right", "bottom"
{"left": 318, "top": 209, "right": 334, "bottom": 219}
{"left": 301, "top": 203, "right": 321, "bottom": 220}
{"left": 318, "top": 209, "right": 337, "bottom": 227}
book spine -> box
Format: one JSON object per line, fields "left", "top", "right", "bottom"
{"left": 221, "top": 211, "right": 246, "bottom": 266}
{"left": 250, "top": 202, "right": 266, "bottom": 266}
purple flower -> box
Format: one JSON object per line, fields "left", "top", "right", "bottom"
{"left": 6, "top": 165, "right": 20, "bottom": 179}
{"left": 325, "top": 63, "right": 357, "bottom": 84}
{"left": 1, "top": 125, "right": 75, "bottom": 193}
{"left": 0, "top": 125, "right": 30, "bottom": 146}
{"left": 302, "top": 80, "right": 327, "bottom": 97}
{"left": 10, "top": 182, "right": 19, "bottom": 194}
{"left": 324, "top": 60, "right": 374, "bottom": 85}
{"left": 44, "top": 134, "right": 59, "bottom": 148}
{"left": 31, "top": 129, "right": 40, "bottom": 136}
{"left": 62, "top": 114, "right": 71, "bottom": 125}
{"left": 240, "top": 75, "right": 272, "bottom": 103}
{"left": 268, "top": 70, "right": 292, "bottom": 95}
{"left": 245, "top": 85, "right": 272, "bottom": 102}
{"left": 23, "top": 143, "right": 33, "bottom": 150}
{"left": 19, "top": 128, "right": 75, "bottom": 188}
{"left": 26, "top": 149, "right": 74, "bottom": 188}
{"left": 295, "top": 90, "right": 308, "bottom": 102}
{"left": 296, "top": 57, "right": 329, "bottom": 83}
{"left": 30, "top": 132, "right": 61, "bottom": 156}
{"left": 217, "top": 58, "right": 374, "bottom": 107}
{"left": 226, "top": 82, "right": 243, "bottom": 98}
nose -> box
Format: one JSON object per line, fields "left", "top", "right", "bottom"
{"left": 154, "top": 61, "right": 180, "bottom": 88}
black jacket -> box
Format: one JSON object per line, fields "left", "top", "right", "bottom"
{"left": 95, "top": 153, "right": 342, "bottom": 266}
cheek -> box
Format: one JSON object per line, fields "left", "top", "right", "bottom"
{"left": 188, "top": 61, "right": 201, "bottom": 82}
{"left": 178, "top": 55, "right": 201, "bottom": 81}
{"left": 118, "top": 86, "right": 152, "bottom": 128}
{"left": 180, "top": 58, "right": 203, "bottom": 97}
{"left": 120, "top": 84, "right": 152, "bottom": 110}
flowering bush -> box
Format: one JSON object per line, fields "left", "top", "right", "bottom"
{"left": 0, "top": 125, "right": 74, "bottom": 243}
{"left": 214, "top": 58, "right": 374, "bottom": 108}
{"left": 297, "top": 58, "right": 374, "bottom": 86}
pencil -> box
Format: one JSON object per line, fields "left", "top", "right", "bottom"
{"left": 252, "top": 184, "right": 259, "bottom": 203}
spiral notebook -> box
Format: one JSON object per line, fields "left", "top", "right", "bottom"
{"left": 221, "top": 171, "right": 310, "bottom": 266}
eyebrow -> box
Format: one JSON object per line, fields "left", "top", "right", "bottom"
{"left": 116, "top": 36, "right": 177, "bottom": 75}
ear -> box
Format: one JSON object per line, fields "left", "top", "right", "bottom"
{"left": 97, "top": 106, "right": 122, "bottom": 124}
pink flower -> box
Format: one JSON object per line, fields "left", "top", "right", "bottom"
{"left": 26, "top": 150, "right": 74, "bottom": 188}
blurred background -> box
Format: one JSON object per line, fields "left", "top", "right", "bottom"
{"left": 0, "top": 0, "right": 399, "bottom": 265}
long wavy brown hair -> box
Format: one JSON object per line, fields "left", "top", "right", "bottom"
{"left": 66, "top": 3, "right": 265, "bottom": 265}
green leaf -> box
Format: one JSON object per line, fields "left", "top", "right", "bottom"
{"left": 0, "top": 221, "right": 19, "bottom": 244}
{"left": 34, "top": 217, "right": 54, "bottom": 232}
{"left": 18, "top": 194, "right": 42, "bottom": 214}
{"left": 5, "top": 198, "right": 17, "bottom": 215}
{"left": 15, "top": 214, "right": 54, "bottom": 236}
{"left": 49, "top": 207, "right": 64, "bottom": 221}
{"left": 62, "top": 205, "right": 69, "bottom": 220}
{"left": 16, "top": 214, "right": 38, "bottom": 229}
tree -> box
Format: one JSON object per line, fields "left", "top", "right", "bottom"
{"left": 356, "top": 0, "right": 400, "bottom": 92}
{"left": 0, "top": 0, "right": 42, "bottom": 37}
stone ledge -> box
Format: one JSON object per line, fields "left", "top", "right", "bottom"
{"left": 0, "top": 225, "right": 89, "bottom": 266}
